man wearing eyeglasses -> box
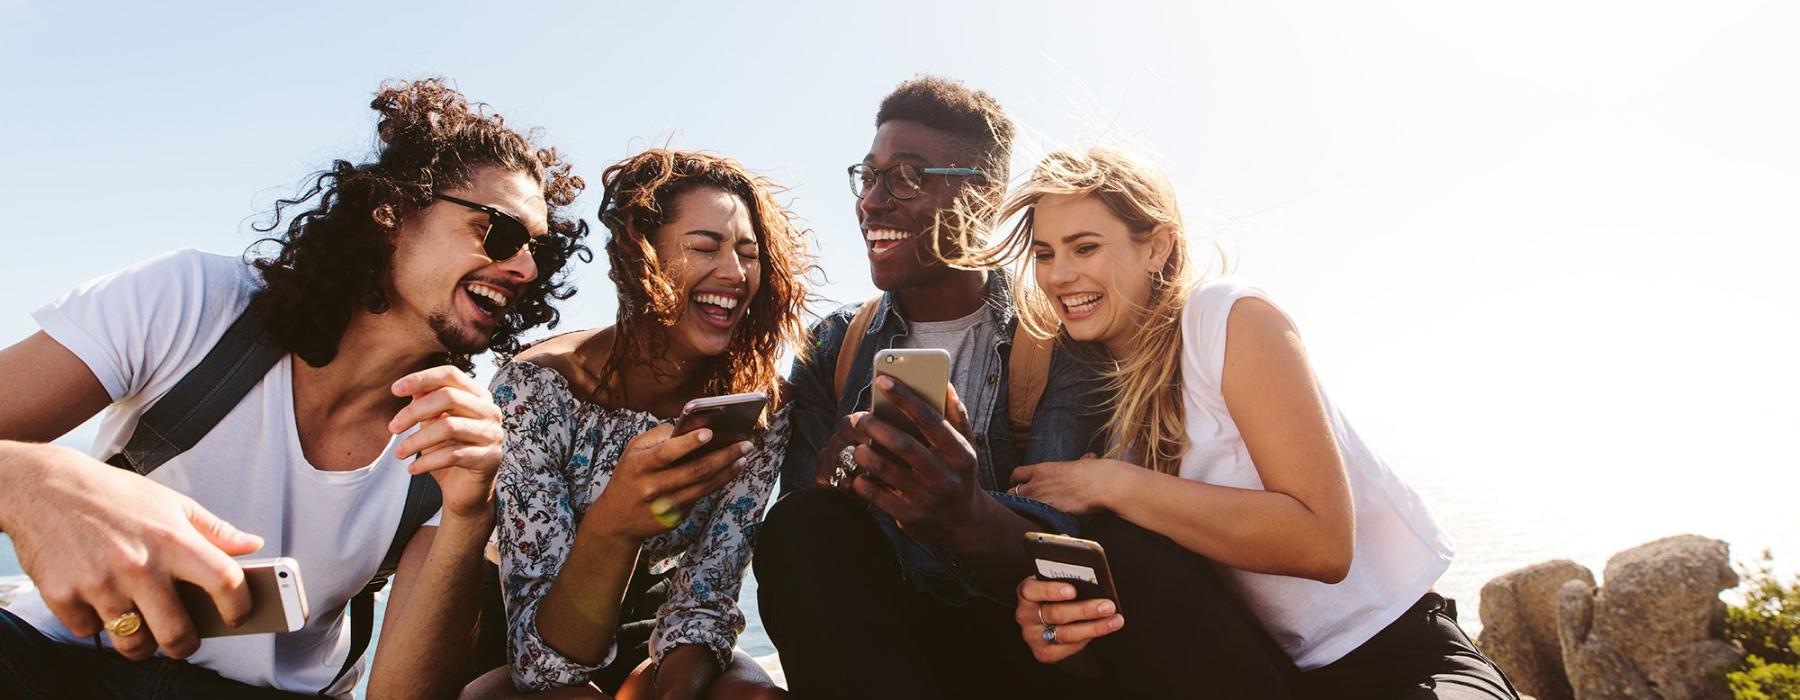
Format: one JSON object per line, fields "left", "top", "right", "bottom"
{"left": 755, "top": 75, "right": 1111, "bottom": 698}
{"left": 0, "top": 79, "right": 586, "bottom": 698}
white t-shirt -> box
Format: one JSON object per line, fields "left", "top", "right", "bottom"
{"left": 1177, "top": 278, "right": 1453, "bottom": 670}
{"left": 7, "top": 249, "right": 439, "bottom": 697}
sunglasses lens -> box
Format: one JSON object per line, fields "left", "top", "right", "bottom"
{"left": 483, "top": 214, "right": 530, "bottom": 261}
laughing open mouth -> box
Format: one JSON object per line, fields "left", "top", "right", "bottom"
{"left": 865, "top": 228, "right": 910, "bottom": 257}
{"left": 465, "top": 282, "right": 512, "bottom": 319}
{"left": 691, "top": 291, "right": 742, "bottom": 328}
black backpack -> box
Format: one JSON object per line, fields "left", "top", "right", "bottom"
{"left": 105, "top": 306, "right": 441, "bottom": 696}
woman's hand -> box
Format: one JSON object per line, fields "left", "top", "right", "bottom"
{"left": 1015, "top": 576, "right": 1125, "bottom": 665}
{"left": 589, "top": 423, "right": 752, "bottom": 542}
{"left": 1010, "top": 455, "right": 1137, "bottom": 517}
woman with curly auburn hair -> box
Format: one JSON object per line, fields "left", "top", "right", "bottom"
{"left": 968, "top": 148, "right": 1513, "bottom": 698}
{"left": 464, "top": 150, "right": 815, "bottom": 700}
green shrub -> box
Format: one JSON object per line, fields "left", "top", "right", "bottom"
{"left": 1727, "top": 550, "right": 1800, "bottom": 700}
{"left": 1729, "top": 655, "right": 1800, "bottom": 700}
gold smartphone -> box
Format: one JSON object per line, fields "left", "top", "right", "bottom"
{"left": 1024, "top": 532, "right": 1123, "bottom": 611}
{"left": 869, "top": 348, "right": 951, "bottom": 440}
{"left": 177, "top": 557, "right": 309, "bottom": 637}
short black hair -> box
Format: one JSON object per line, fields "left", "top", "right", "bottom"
{"left": 875, "top": 75, "right": 1014, "bottom": 183}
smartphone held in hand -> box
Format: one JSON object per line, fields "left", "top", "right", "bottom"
{"left": 177, "top": 556, "right": 309, "bottom": 638}
{"left": 672, "top": 391, "right": 769, "bottom": 450}
{"left": 1024, "top": 532, "right": 1122, "bottom": 611}
{"left": 870, "top": 348, "right": 950, "bottom": 439}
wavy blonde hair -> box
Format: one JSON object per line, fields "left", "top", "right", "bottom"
{"left": 959, "top": 147, "right": 1214, "bottom": 474}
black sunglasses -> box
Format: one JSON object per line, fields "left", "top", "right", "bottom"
{"left": 432, "top": 193, "right": 547, "bottom": 264}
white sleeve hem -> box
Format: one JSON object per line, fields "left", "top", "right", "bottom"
{"left": 32, "top": 304, "right": 127, "bottom": 401}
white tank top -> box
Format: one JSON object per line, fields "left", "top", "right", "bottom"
{"left": 1176, "top": 278, "right": 1453, "bottom": 670}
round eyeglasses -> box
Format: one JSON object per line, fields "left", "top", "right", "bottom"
{"left": 847, "top": 163, "right": 986, "bottom": 200}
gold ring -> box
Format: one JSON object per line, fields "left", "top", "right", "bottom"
{"left": 106, "top": 610, "right": 143, "bottom": 637}
{"left": 650, "top": 496, "right": 682, "bottom": 528}
{"left": 1037, "top": 605, "right": 1047, "bottom": 626}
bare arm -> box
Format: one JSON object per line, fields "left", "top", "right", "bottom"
{"left": 366, "top": 518, "right": 493, "bottom": 699}
{"left": 0, "top": 332, "right": 258, "bottom": 660}
{"left": 365, "top": 367, "right": 507, "bottom": 698}
{"left": 1016, "top": 298, "right": 1355, "bottom": 583}
{"left": 0, "top": 331, "right": 113, "bottom": 440}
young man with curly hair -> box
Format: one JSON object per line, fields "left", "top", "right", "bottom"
{"left": 752, "top": 75, "right": 1112, "bottom": 699}
{"left": 0, "top": 78, "right": 588, "bottom": 698}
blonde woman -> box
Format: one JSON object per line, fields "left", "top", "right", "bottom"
{"left": 968, "top": 149, "right": 1516, "bottom": 699}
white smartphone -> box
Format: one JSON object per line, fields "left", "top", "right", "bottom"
{"left": 177, "top": 556, "right": 309, "bottom": 637}
{"left": 870, "top": 348, "right": 951, "bottom": 440}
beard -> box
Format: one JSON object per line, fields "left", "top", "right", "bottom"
{"left": 428, "top": 311, "right": 495, "bottom": 356}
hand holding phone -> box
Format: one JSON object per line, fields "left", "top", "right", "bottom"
{"left": 869, "top": 349, "right": 950, "bottom": 440}
{"left": 177, "top": 557, "right": 308, "bottom": 638}
{"left": 1024, "top": 532, "right": 1121, "bottom": 610}
{"left": 1017, "top": 532, "right": 1125, "bottom": 665}
{"left": 671, "top": 392, "right": 768, "bottom": 457}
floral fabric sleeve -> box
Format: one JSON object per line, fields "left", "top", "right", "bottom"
{"left": 648, "top": 405, "right": 790, "bottom": 667}
{"left": 491, "top": 362, "right": 614, "bottom": 691}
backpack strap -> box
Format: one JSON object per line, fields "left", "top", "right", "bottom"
{"left": 324, "top": 472, "right": 441, "bottom": 696}
{"left": 831, "top": 295, "right": 885, "bottom": 401}
{"left": 106, "top": 306, "right": 283, "bottom": 474}
{"left": 1006, "top": 326, "right": 1056, "bottom": 454}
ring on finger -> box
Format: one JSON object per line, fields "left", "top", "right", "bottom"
{"left": 650, "top": 496, "right": 683, "bottom": 528}
{"left": 106, "top": 610, "right": 144, "bottom": 637}
{"left": 1036, "top": 605, "right": 1047, "bottom": 626}
{"left": 831, "top": 445, "right": 860, "bottom": 488}
{"left": 1041, "top": 623, "right": 1058, "bottom": 645}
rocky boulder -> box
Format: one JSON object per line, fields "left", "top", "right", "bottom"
{"left": 1556, "top": 535, "right": 1743, "bottom": 699}
{"left": 1479, "top": 559, "right": 1596, "bottom": 700}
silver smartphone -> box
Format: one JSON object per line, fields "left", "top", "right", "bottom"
{"left": 177, "top": 556, "right": 308, "bottom": 637}
{"left": 870, "top": 348, "right": 951, "bottom": 440}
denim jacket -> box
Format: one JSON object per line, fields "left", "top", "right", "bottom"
{"left": 778, "top": 273, "right": 1111, "bottom": 604}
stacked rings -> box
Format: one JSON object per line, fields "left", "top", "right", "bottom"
{"left": 830, "top": 445, "right": 860, "bottom": 488}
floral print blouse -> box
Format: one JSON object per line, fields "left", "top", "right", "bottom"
{"left": 491, "top": 360, "right": 787, "bottom": 691}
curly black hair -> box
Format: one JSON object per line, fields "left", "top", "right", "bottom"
{"left": 247, "top": 78, "right": 590, "bottom": 371}
{"left": 876, "top": 75, "right": 1016, "bottom": 183}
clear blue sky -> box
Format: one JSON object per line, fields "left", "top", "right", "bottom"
{"left": 4, "top": 0, "right": 1796, "bottom": 581}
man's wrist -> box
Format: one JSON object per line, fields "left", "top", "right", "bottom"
{"left": 941, "top": 490, "right": 1007, "bottom": 556}
{"left": 434, "top": 508, "right": 496, "bottom": 550}
{"left": 0, "top": 442, "right": 56, "bottom": 533}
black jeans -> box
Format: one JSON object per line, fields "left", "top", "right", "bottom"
{"left": 754, "top": 490, "right": 1291, "bottom": 699}
{"left": 1077, "top": 514, "right": 1294, "bottom": 698}
{"left": 1295, "top": 593, "right": 1518, "bottom": 700}
{"left": 0, "top": 607, "right": 308, "bottom": 699}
